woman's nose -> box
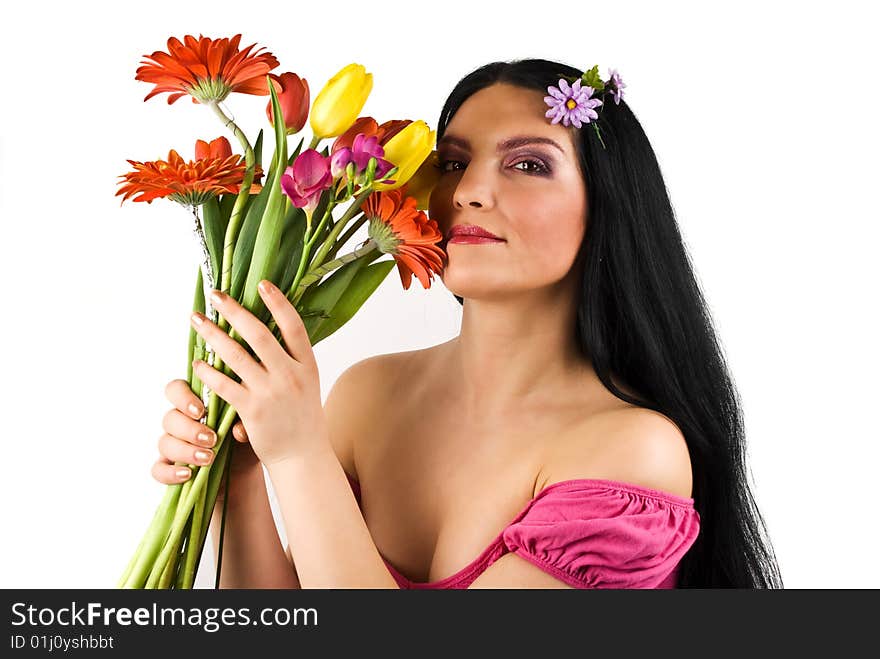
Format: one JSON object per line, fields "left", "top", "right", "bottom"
{"left": 452, "top": 166, "right": 494, "bottom": 210}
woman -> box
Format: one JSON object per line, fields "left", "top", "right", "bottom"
{"left": 152, "top": 59, "right": 783, "bottom": 588}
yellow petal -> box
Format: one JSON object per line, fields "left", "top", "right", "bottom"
{"left": 310, "top": 64, "right": 373, "bottom": 138}
{"left": 375, "top": 121, "right": 435, "bottom": 191}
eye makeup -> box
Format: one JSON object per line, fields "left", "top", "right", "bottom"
{"left": 508, "top": 152, "right": 553, "bottom": 175}
{"left": 435, "top": 152, "right": 554, "bottom": 176}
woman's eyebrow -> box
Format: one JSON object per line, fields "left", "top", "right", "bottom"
{"left": 437, "top": 134, "right": 564, "bottom": 153}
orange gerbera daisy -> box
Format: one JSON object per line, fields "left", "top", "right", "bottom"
{"left": 363, "top": 186, "right": 447, "bottom": 290}
{"left": 116, "top": 139, "right": 262, "bottom": 206}
{"left": 136, "top": 34, "right": 279, "bottom": 105}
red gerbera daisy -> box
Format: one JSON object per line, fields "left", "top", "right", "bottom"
{"left": 363, "top": 186, "right": 447, "bottom": 289}
{"left": 135, "top": 34, "right": 279, "bottom": 105}
{"left": 116, "top": 138, "right": 262, "bottom": 207}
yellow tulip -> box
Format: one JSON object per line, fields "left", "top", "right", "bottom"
{"left": 309, "top": 63, "right": 373, "bottom": 139}
{"left": 374, "top": 120, "right": 436, "bottom": 192}
{"left": 401, "top": 150, "right": 440, "bottom": 210}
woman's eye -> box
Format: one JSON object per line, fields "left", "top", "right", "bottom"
{"left": 512, "top": 159, "right": 549, "bottom": 174}
{"left": 436, "top": 159, "right": 463, "bottom": 173}
{"left": 435, "top": 158, "right": 549, "bottom": 175}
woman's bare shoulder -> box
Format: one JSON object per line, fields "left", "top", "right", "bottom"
{"left": 539, "top": 403, "right": 693, "bottom": 500}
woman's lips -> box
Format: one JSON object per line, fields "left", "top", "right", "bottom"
{"left": 447, "top": 236, "right": 505, "bottom": 245}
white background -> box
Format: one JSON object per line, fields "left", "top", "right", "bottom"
{"left": 1, "top": 0, "right": 876, "bottom": 589}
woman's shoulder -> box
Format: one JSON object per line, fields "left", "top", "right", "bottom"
{"left": 330, "top": 345, "right": 433, "bottom": 393}
{"left": 538, "top": 405, "right": 694, "bottom": 500}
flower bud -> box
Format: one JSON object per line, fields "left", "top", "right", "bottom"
{"left": 310, "top": 64, "right": 373, "bottom": 139}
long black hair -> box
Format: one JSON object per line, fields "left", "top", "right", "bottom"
{"left": 436, "top": 59, "right": 783, "bottom": 588}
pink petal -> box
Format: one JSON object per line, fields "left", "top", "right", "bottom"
{"left": 293, "top": 149, "right": 330, "bottom": 188}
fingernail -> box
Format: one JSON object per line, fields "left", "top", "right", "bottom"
{"left": 197, "top": 431, "right": 216, "bottom": 447}
{"left": 188, "top": 403, "right": 201, "bottom": 416}
{"left": 210, "top": 290, "right": 222, "bottom": 306}
{"left": 191, "top": 313, "right": 204, "bottom": 325}
{"left": 176, "top": 468, "right": 191, "bottom": 479}
{"left": 258, "top": 280, "right": 271, "bottom": 295}
{"left": 194, "top": 449, "right": 212, "bottom": 463}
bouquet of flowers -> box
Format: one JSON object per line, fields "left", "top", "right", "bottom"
{"left": 115, "top": 34, "right": 444, "bottom": 589}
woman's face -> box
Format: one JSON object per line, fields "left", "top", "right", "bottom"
{"left": 429, "top": 82, "right": 588, "bottom": 301}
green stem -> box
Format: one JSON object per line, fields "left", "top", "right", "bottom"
{"left": 142, "top": 405, "right": 238, "bottom": 588}
{"left": 157, "top": 515, "right": 188, "bottom": 589}
{"left": 291, "top": 240, "right": 379, "bottom": 307}
{"left": 282, "top": 206, "right": 319, "bottom": 316}
{"left": 307, "top": 186, "right": 372, "bottom": 274}
{"left": 304, "top": 200, "right": 339, "bottom": 264}
{"left": 205, "top": 101, "right": 257, "bottom": 467}
{"left": 178, "top": 477, "right": 206, "bottom": 589}
{"left": 117, "top": 495, "right": 166, "bottom": 587}
{"left": 328, "top": 214, "right": 368, "bottom": 261}
{"left": 121, "top": 485, "right": 181, "bottom": 588}
{"left": 213, "top": 443, "right": 234, "bottom": 589}
{"left": 308, "top": 135, "right": 321, "bottom": 151}
{"left": 208, "top": 101, "right": 255, "bottom": 299}
{"left": 203, "top": 102, "right": 255, "bottom": 490}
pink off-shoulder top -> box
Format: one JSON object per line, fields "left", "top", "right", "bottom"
{"left": 346, "top": 473, "right": 701, "bottom": 589}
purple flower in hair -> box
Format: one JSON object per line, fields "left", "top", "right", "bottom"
{"left": 544, "top": 78, "right": 603, "bottom": 128}
{"left": 607, "top": 68, "right": 626, "bottom": 105}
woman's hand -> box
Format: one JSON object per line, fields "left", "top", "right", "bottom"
{"left": 151, "top": 379, "right": 259, "bottom": 490}
{"left": 190, "top": 279, "right": 328, "bottom": 468}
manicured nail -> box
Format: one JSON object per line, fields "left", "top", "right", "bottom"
{"left": 194, "top": 449, "right": 211, "bottom": 463}
{"left": 176, "top": 468, "right": 191, "bottom": 479}
{"left": 197, "top": 431, "right": 216, "bottom": 447}
{"left": 191, "top": 313, "right": 203, "bottom": 325}
{"left": 210, "top": 290, "right": 222, "bottom": 306}
{"left": 188, "top": 403, "right": 201, "bottom": 416}
{"left": 258, "top": 280, "right": 271, "bottom": 295}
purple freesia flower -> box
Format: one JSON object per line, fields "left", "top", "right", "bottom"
{"left": 280, "top": 149, "right": 332, "bottom": 212}
{"left": 607, "top": 68, "right": 626, "bottom": 105}
{"left": 330, "top": 148, "right": 353, "bottom": 179}
{"left": 544, "top": 78, "right": 603, "bottom": 128}
{"left": 330, "top": 133, "right": 394, "bottom": 181}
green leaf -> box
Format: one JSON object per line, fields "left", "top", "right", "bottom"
{"left": 276, "top": 206, "right": 307, "bottom": 286}
{"left": 581, "top": 65, "right": 605, "bottom": 92}
{"left": 201, "top": 197, "right": 225, "bottom": 283}
{"left": 253, "top": 129, "right": 264, "bottom": 173}
{"left": 311, "top": 259, "right": 395, "bottom": 344}
{"left": 288, "top": 136, "right": 304, "bottom": 167}
{"left": 257, "top": 205, "right": 306, "bottom": 325}
{"left": 218, "top": 193, "right": 237, "bottom": 224}
{"left": 240, "top": 76, "right": 289, "bottom": 316}
{"left": 266, "top": 135, "right": 302, "bottom": 185}
{"left": 230, "top": 170, "right": 274, "bottom": 300}
{"left": 297, "top": 256, "right": 368, "bottom": 341}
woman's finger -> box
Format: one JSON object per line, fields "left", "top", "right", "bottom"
{"left": 191, "top": 359, "right": 249, "bottom": 413}
{"left": 207, "top": 289, "right": 291, "bottom": 370}
{"left": 161, "top": 408, "right": 217, "bottom": 449}
{"left": 151, "top": 456, "right": 194, "bottom": 485}
{"left": 232, "top": 421, "right": 249, "bottom": 442}
{"left": 190, "top": 310, "right": 266, "bottom": 385}
{"left": 158, "top": 433, "right": 215, "bottom": 469}
{"left": 257, "top": 280, "right": 316, "bottom": 369}
{"left": 164, "top": 379, "right": 205, "bottom": 419}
